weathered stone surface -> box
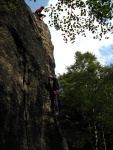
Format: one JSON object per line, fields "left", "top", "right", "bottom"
{"left": 0, "top": 1, "right": 64, "bottom": 150}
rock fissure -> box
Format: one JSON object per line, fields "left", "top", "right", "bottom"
{"left": 23, "top": 59, "right": 29, "bottom": 150}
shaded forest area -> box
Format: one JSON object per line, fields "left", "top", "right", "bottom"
{"left": 59, "top": 51, "right": 113, "bottom": 150}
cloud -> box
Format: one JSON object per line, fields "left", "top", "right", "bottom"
{"left": 44, "top": 0, "right": 113, "bottom": 74}
{"left": 99, "top": 46, "right": 113, "bottom": 65}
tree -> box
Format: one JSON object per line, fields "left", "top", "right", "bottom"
{"left": 59, "top": 51, "right": 113, "bottom": 149}
{"left": 45, "top": 0, "right": 113, "bottom": 43}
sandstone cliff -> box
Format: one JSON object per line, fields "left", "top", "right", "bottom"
{"left": 0, "top": 1, "right": 65, "bottom": 150}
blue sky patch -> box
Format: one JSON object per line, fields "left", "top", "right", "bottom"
{"left": 99, "top": 45, "right": 113, "bottom": 65}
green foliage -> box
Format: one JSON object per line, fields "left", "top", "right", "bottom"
{"left": 59, "top": 51, "right": 113, "bottom": 149}
{"left": 87, "top": 0, "right": 113, "bottom": 20}
{"left": 44, "top": 0, "right": 113, "bottom": 43}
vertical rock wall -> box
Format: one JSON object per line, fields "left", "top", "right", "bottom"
{"left": 0, "top": 1, "right": 64, "bottom": 150}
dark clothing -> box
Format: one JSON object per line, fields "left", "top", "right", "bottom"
{"left": 37, "top": 14, "right": 45, "bottom": 18}
{"left": 52, "top": 78, "right": 60, "bottom": 91}
{"left": 48, "top": 77, "right": 60, "bottom": 114}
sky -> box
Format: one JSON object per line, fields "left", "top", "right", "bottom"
{"left": 25, "top": 0, "right": 113, "bottom": 75}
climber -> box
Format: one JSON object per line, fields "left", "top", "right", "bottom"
{"left": 49, "top": 74, "right": 60, "bottom": 116}
{"left": 35, "top": 6, "right": 46, "bottom": 21}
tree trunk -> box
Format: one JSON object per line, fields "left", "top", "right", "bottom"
{"left": 93, "top": 109, "right": 98, "bottom": 150}
{"left": 102, "top": 125, "right": 107, "bottom": 150}
{"left": 89, "top": 123, "right": 95, "bottom": 150}
{"left": 94, "top": 121, "right": 98, "bottom": 150}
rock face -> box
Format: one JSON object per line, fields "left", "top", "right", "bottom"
{"left": 0, "top": 1, "right": 64, "bottom": 150}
